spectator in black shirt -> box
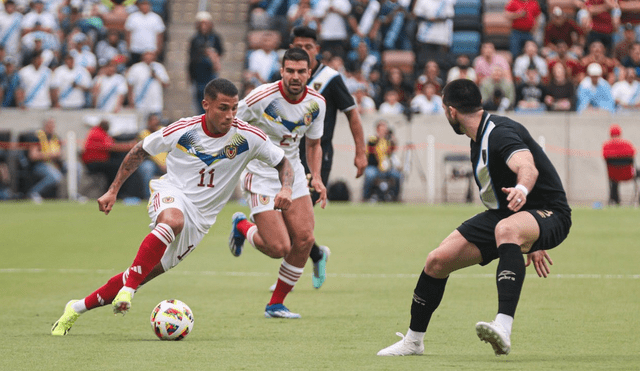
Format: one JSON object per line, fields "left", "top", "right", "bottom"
{"left": 544, "top": 62, "right": 575, "bottom": 111}
{"left": 188, "top": 11, "right": 224, "bottom": 114}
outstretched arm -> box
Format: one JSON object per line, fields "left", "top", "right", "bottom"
{"left": 273, "top": 156, "right": 294, "bottom": 211}
{"left": 305, "top": 137, "right": 327, "bottom": 208}
{"left": 344, "top": 108, "right": 367, "bottom": 178}
{"left": 97, "top": 141, "right": 149, "bottom": 215}
{"left": 501, "top": 150, "right": 538, "bottom": 212}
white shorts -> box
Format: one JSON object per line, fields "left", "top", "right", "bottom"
{"left": 240, "top": 165, "right": 310, "bottom": 219}
{"left": 147, "top": 183, "right": 207, "bottom": 271}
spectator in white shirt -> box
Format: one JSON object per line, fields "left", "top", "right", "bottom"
{"left": 379, "top": 89, "right": 406, "bottom": 114}
{"left": 612, "top": 67, "right": 640, "bottom": 111}
{"left": 21, "top": 0, "right": 58, "bottom": 37}
{"left": 125, "top": 0, "right": 165, "bottom": 65}
{"left": 92, "top": 57, "right": 127, "bottom": 112}
{"left": 51, "top": 53, "right": 91, "bottom": 109}
{"left": 410, "top": 81, "right": 444, "bottom": 114}
{"left": 314, "top": 0, "right": 351, "bottom": 58}
{"left": 513, "top": 40, "right": 549, "bottom": 83}
{"left": 17, "top": 50, "right": 52, "bottom": 109}
{"left": 127, "top": 50, "right": 169, "bottom": 117}
{"left": 68, "top": 32, "right": 96, "bottom": 75}
{"left": 0, "top": 0, "right": 23, "bottom": 63}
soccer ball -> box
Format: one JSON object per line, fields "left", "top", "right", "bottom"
{"left": 150, "top": 299, "right": 195, "bottom": 340}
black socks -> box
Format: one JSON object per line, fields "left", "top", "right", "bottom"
{"left": 496, "top": 243, "right": 526, "bottom": 317}
{"left": 309, "top": 243, "right": 322, "bottom": 263}
{"left": 410, "top": 270, "right": 448, "bottom": 332}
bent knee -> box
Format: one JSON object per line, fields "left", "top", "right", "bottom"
{"left": 425, "top": 250, "right": 450, "bottom": 276}
{"left": 267, "top": 241, "right": 292, "bottom": 258}
{"left": 157, "top": 208, "right": 185, "bottom": 235}
{"left": 494, "top": 219, "right": 521, "bottom": 243}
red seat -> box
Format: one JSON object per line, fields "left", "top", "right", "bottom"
{"left": 606, "top": 157, "right": 635, "bottom": 182}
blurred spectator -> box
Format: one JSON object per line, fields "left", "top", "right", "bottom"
{"left": 473, "top": 42, "right": 512, "bottom": 82}
{"left": 68, "top": 32, "right": 96, "bottom": 75}
{"left": 619, "top": 0, "right": 640, "bottom": 41}
{"left": 92, "top": 58, "right": 128, "bottom": 112}
{"left": 543, "top": 6, "right": 584, "bottom": 57}
{"left": 21, "top": 23, "right": 60, "bottom": 66}
{"left": 353, "top": 83, "right": 377, "bottom": 115}
{"left": 0, "top": 56, "right": 20, "bottom": 107}
{"left": 582, "top": 0, "right": 619, "bottom": 54}
{"left": 410, "top": 80, "right": 443, "bottom": 114}
{"left": 81, "top": 119, "right": 135, "bottom": 193}
{"left": 602, "top": 123, "right": 637, "bottom": 205}
{"left": 614, "top": 23, "right": 637, "bottom": 61}
{"left": 621, "top": 42, "right": 640, "bottom": 76}
{"left": 412, "top": 0, "right": 454, "bottom": 71}
{"left": 415, "top": 59, "right": 443, "bottom": 94}
{"left": 125, "top": 0, "right": 165, "bottom": 65}
{"left": 0, "top": 0, "right": 23, "bottom": 63}
{"left": 363, "top": 120, "right": 401, "bottom": 201}
{"left": 347, "top": 0, "right": 380, "bottom": 49}
{"left": 612, "top": 67, "right": 640, "bottom": 111}
{"left": 288, "top": 0, "right": 318, "bottom": 30}
{"left": 446, "top": 54, "right": 478, "bottom": 83}
{"left": 482, "top": 88, "right": 511, "bottom": 112}
{"left": 16, "top": 50, "right": 52, "bottom": 109}
{"left": 379, "top": 89, "right": 405, "bottom": 114}
{"left": 315, "top": 0, "right": 352, "bottom": 58}
{"left": 127, "top": 50, "right": 169, "bottom": 117}
{"left": 381, "top": 66, "right": 412, "bottom": 107}
{"left": 513, "top": 40, "right": 548, "bottom": 83}
{"left": 576, "top": 62, "right": 615, "bottom": 113}
{"left": 251, "top": 0, "right": 291, "bottom": 47}
{"left": 136, "top": 113, "right": 166, "bottom": 199}
{"left": 515, "top": 66, "right": 546, "bottom": 112}
{"left": 57, "top": 0, "right": 84, "bottom": 36}
{"left": 51, "top": 52, "right": 91, "bottom": 108}
{"left": 25, "top": 118, "right": 62, "bottom": 202}
{"left": 246, "top": 31, "right": 279, "bottom": 84}
{"left": 544, "top": 62, "right": 575, "bottom": 111}
{"left": 505, "top": 0, "right": 541, "bottom": 58}
{"left": 189, "top": 11, "right": 223, "bottom": 115}
{"left": 93, "top": 0, "right": 129, "bottom": 32}
{"left": 21, "top": 0, "right": 59, "bottom": 37}
{"left": 374, "top": 0, "right": 411, "bottom": 51}
{"left": 479, "top": 65, "right": 515, "bottom": 109}
{"left": 346, "top": 40, "right": 380, "bottom": 79}
{"left": 581, "top": 41, "right": 616, "bottom": 82}
{"left": 96, "top": 29, "right": 129, "bottom": 70}
{"left": 548, "top": 39, "right": 583, "bottom": 85}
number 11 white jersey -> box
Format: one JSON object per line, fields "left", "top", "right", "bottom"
{"left": 143, "top": 114, "right": 285, "bottom": 231}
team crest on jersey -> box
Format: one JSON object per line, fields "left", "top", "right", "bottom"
{"left": 263, "top": 100, "right": 321, "bottom": 132}
{"left": 176, "top": 130, "right": 249, "bottom": 165}
{"left": 162, "top": 197, "right": 174, "bottom": 203}
{"left": 313, "top": 82, "right": 322, "bottom": 91}
{"left": 259, "top": 195, "right": 270, "bottom": 205}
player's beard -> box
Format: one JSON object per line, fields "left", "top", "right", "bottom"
{"left": 284, "top": 79, "right": 304, "bottom": 96}
{"left": 446, "top": 117, "right": 464, "bottom": 135}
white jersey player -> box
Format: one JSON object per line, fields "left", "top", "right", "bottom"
{"left": 229, "top": 48, "right": 327, "bottom": 319}
{"left": 51, "top": 78, "right": 295, "bottom": 336}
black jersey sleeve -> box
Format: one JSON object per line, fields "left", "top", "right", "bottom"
{"left": 490, "top": 124, "right": 530, "bottom": 165}
{"left": 326, "top": 74, "right": 357, "bottom": 112}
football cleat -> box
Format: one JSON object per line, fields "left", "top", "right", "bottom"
{"left": 264, "top": 303, "right": 301, "bottom": 319}
{"left": 112, "top": 289, "right": 133, "bottom": 315}
{"left": 476, "top": 321, "right": 511, "bottom": 356}
{"left": 51, "top": 300, "right": 81, "bottom": 336}
{"left": 312, "top": 245, "right": 330, "bottom": 289}
{"left": 377, "top": 332, "right": 424, "bottom": 356}
{"left": 229, "top": 212, "right": 247, "bottom": 257}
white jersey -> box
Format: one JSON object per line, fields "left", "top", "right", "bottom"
{"left": 51, "top": 64, "right": 92, "bottom": 108}
{"left": 237, "top": 81, "right": 325, "bottom": 182}
{"left": 143, "top": 114, "right": 285, "bottom": 232}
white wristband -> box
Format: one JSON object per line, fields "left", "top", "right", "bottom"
{"left": 515, "top": 184, "right": 529, "bottom": 196}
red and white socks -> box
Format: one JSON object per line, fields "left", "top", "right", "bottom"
{"left": 268, "top": 260, "right": 303, "bottom": 305}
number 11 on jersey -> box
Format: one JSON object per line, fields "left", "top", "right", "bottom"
{"left": 197, "top": 168, "right": 215, "bottom": 188}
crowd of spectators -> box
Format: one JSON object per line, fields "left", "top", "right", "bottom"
{"left": 244, "top": 0, "right": 640, "bottom": 115}
{"left": 0, "top": 0, "right": 169, "bottom": 117}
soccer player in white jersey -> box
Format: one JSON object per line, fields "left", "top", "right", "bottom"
{"left": 229, "top": 48, "right": 327, "bottom": 319}
{"left": 51, "top": 78, "right": 295, "bottom": 336}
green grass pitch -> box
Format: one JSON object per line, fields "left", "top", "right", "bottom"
{"left": 1, "top": 201, "right": 639, "bottom": 370}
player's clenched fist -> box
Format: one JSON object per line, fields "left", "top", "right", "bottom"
{"left": 97, "top": 191, "right": 117, "bottom": 215}
{"left": 274, "top": 188, "right": 293, "bottom": 210}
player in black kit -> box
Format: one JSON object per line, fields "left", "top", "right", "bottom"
{"left": 378, "top": 79, "right": 572, "bottom": 357}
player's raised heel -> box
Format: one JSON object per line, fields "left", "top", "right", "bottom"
{"left": 229, "top": 212, "right": 247, "bottom": 257}
{"left": 312, "top": 245, "right": 330, "bottom": 289}
{"left": 476, "top": 321, "right": 511, "bottom": 356}
{"left": 112, "top": 290, "right": 133, "bottom": 315}
{"left": 377, "top": 332, "right": 424, "bottom": 356}
{"left": 51, "top": 300, "right": 81, "bottom": 336}
{"left": 264, "top": 303, "right": 301, "bottom": 319}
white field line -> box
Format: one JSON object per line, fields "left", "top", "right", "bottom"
{"left": 0, "top": 268, "right": 639, "bottom": 279}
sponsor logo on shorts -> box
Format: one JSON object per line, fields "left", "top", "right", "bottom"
{"left": 536, "top": 210, "right": 553, "bottom": 218}
{"left": 162, "top": 196, "right": 175, "bottom": 203}
{"left": 259, "top": 195, "right": 270, "bottom": 205}
{"left": 224, "top": 144, "right": 237, "bottom": 159}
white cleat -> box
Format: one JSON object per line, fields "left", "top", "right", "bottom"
{"left": 377, "top": 332, "right": 424, "bottom": 356}
{"left": 476, "top": 321, "right": 511, "bottom": 356}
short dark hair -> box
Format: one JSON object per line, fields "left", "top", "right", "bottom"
{"left": 442, "top": 79, "right": 482, "bottom": 114}
{"left": 204, "top": 78, "right": 238, "bottom": 100}
{"left": 282, "top": 47, "right": 310, "bottom": 67}
{"left": 291, "top": 26, "right": 318, "bottom": 42}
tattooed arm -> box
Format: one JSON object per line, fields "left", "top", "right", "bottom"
{"left": 97, "top": 141, "right": 149, "bottom": 215}
{"left": 273, "top": 156, "right": 294, "bottom": 211}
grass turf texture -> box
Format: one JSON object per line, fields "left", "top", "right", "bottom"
{"left": 1, "top": 201, "right": 639, "bottom": 370}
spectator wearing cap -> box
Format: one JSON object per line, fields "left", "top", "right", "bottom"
{"left": 127, "top": 50, "right": 169, "bottom": 117}
{"left": 513, "top": 40, "right": 549, "bottom": 83}
{"left": 16, "top": 50, "right": 52, "bottom": 109}
{"left": 0, "top": 56, "right": 20, "bottom": 107}
{"left": 614, "top": 23, "right": 638, "bottom": 62}
{"left": 68, "top": 31, "right": 97, "bottom": 75}
{"left": 543, "top": 6, "right": 584, "bottom": 56}
{"left": 21, "top": 0, "right": 59, "bottom": 37}
{"left": 188, "top": 10, "right": 224, "bottom": 115}
{"left": 95, "top": 29, "right": 129, "bottom": 72}
{"left": 612, "top": 67, "right": 640, "bottom": 111}
{"left": 602, "top": 124, "right": 638, "bottom": 205}
{"left": 504, "top": 0, "right": 541, "bottom": 58}
{"left": 576, "top": 62, "right": 615, "bottom": 113}
{"left": 51, "top": 53, "right": 91, "bottom": 109}
{"left": 125, "top": 0, "right": 165, "bottom": 65}
{"left": 92, "top": 57, "right": 127, "bottom": 112}
{"left": 0, "top": 0, "right": 24, "bottom": 64}
{"left": 581, "top": 41, "right": 616, "bottom": 82}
